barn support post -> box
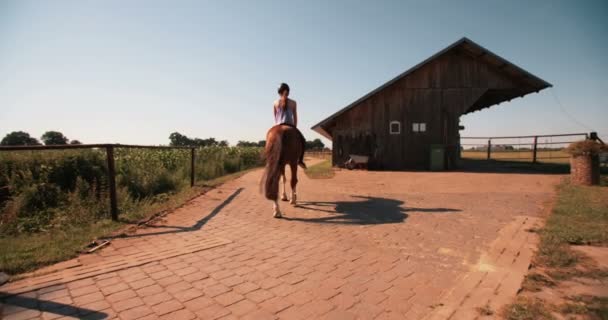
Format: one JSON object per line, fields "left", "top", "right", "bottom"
{"left": 532, "top": 136, "right": 538, "bottom": 164}
{"left": 190, "top": 148, "right": 196, "bottom": 187}
{"left": 486, "top": 139, "right": 492, "bottom": 160}
{"left": 105, "top": 145, "right": 118, "bottom": 221}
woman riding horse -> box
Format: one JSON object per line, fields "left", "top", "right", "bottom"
{"left": 262, "top": 83, "right": 307, "bottom": 218}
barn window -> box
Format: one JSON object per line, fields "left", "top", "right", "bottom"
{"left": 389, "top": 121, "right": 401, "bottom": 134}
{"left": 412, "top": 122, "right": 427, "bottom": 133}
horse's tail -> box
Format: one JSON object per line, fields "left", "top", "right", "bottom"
{"left": 261, "top": 131, "right": 282, "bottom": 200}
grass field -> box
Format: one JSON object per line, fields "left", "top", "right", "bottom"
{"left": 304, "top": 160, "right": 335, "bottom": 179}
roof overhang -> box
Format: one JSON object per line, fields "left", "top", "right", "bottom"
{"left": 311, "top": 37, "right": 552, "bottom": 139}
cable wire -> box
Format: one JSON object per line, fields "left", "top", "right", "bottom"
{"left": 550, "top": 88, "right": 594, "bottom": 131}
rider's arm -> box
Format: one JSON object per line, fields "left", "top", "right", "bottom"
{"left": 292, "top": 101, "right": 298, "bottom": 127}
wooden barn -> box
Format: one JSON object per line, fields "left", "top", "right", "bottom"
{"left": 311, "top": 37, "right": 551, "bottom": 170}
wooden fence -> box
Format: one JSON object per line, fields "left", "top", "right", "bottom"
{"left": 460, "top": 133, "right": 590, "bottom": 164}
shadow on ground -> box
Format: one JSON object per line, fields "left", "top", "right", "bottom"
{"left": 457, "top": 159, "right": 573, "bottom": 174}
{"left": 0, "top": 294, "right": 107, "bottom": 320}
{"left": 109, "top": 188, "right": 245, "bottom": 239}
{"left": 285, "top": 196, "right": 460, "bottom": 225}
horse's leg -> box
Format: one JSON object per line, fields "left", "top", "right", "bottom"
{"left": 273, "top": 200, "right": 282, "bottom": 218}
{"left": 280, "top": 166, "right": 288, "bottom": 201}
{"left": 289, "top": 162, "right": 298, "bottom": 206}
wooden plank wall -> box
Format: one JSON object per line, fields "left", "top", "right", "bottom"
{"left": 330, "top": 48, "right": 521, "bottom": 170}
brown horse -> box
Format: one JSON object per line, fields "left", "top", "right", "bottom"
{"left": 261, "top": 124, "right": 306, "bottom": 218}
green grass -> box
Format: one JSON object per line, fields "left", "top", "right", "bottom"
{"left": 0, "top": 220, "right": 121, "bottom": 275}
{"left": 536, "top": 181, "right": 608, "bottom": 268}
{"left": 503, "top": 297, "right": 555, "bottom": 320}
{"left": 507, "top": 177, "right": 608, "bottom": 320}
{"left": 0, "top": 184, "right": 210, "bottom": 275}
{"left": 304, "top": 160, "right": 334, "bottom": 179}
{"left": 567, "top": 295, "right": 608, "bottom": 319}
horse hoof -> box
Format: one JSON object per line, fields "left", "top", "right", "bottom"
{"left": 290, "top": 195, "right": 297, "bottom": 206}
{"left": 273, "top": 211, "right": 282, "bottom": 218}
{"left": 281, "top": 196, "right": 289, "bottom": 202}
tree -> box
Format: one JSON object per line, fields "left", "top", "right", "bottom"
{"left": 305, "top": 138, "right": 325, "bottom": 150}
{"left": 69, "top": 140, "right": 82, "bottom": 145}
{"left": 41, "top": 131, "right": 69, "bottom": 145}
{"left": 237, "top": 141, "right": 258, "bottom": 147}
{"left": 169, "top": 132, "right": 227, "bottom": 147}
{"left": 0, "top": 131, "right": 41, "bottom": 146}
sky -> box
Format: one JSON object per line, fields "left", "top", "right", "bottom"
{"left": 1, "top": 0, "right": 607, "bottom": 146}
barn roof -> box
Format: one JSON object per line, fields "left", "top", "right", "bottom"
{"left": 311, "top": 37, "right": 552, "bottom": 139}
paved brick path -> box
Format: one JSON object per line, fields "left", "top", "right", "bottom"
{"left": 1, "top": 162, "right": 561, "bottom": 319}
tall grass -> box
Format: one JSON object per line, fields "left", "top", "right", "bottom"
{"left": 0, "top": 147, "right": 262, "bottom": 235}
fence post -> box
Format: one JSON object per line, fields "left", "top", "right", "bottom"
{"left": 532, "top": 136, "right": 538, "bottom": 164}
{"left": 190, "top": 148, "right": 195, "bottom": 187}
{"left": 486, "top": 139, "right": 492, "bottom": 160}
{"left": 106, "top": 145, "right": 118, "bottom": 221}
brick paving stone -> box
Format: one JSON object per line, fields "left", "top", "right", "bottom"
{"left": 80, "top": 299, "right": 111, "bottom": 313}
{"left": 100, "top": 282, "right": 130, "bottom": 296}
{"left": 152, "top": 300, "right": 184, "bottom": 316}
{"left": 66, "top": 278, "right": 95, "bottom": 290}
{"left": 107, "top": 289, "right": 137, "bottom": 303}
{"left": 195, "top": 303, "right": 231, "bottom": 320}
{"left": 157, "top": 274, "right": 183, "bottom": 287}
{"left": 3, "top": 309, "right": 41, "bottom": 320}
{"left": 258, "top": 277, "right": 282, "bottom": 290}
{"left": 182, "top": 271, "right": 209, "bottom": 283}
{"left": 174, "top": 266, "right": 199, "bottom": 277}
{"left": 0, "top": 164, "right": 560, "bottom": 320}
{"left": 226, "top": 299, "right": 257, "bottom": 316}
{"left": 69, "top": 285, "right": 99, "bottom": 297}
{"left": 260, "top": 297, "right": 293, "bottom": 314}
{"left": 128, "top": 277, "right": 156, "bottom": 290}
{"left": 214, "top": 291, "right": 245, "bottom": 307}
{"left": 182, "top": 295, "right": 215, "bottom": 311}
{"left": 112, "top": 296, "right": 144, "bottom": 312}
{"left": 246, "top": 289, "right": 275, "bottom": 304}
{"left": 159, "top": 308, "right": 196, "bottom": 320}
{"left": 165, "top": 281, "right": 193, "bottom": 294}
{"left": 221, "top": 275, "right": 245, "bottom": 287}
{"left": 73, "top": 292, "right": 104, "bottom": 306}
{"left": 269, "top": 283, "right": 297, "bottom": 298}
{"left": 240, "top": 308, "right": 278, "bottom": 320}
{"left": 233, "top": 281, "right": 260, "bottom": 295}
{"left": 136, "top": 284, "right": 164, "bottom": 297}
{"left": 143, "top": 292, "right": 173, "bottom": 306}
{"left": 173, "top": 288, "right": 204, "bottom": 303}
{"left": 119, "top": 305, "right": 154, "bottom": 320}
{"left": 203, "top": 283, "right": 231, "bottom": 297}
{"left": 149, "top": 270, "right": 174, "bottom": 280}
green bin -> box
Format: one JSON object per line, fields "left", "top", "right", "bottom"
{"left": 430, "top": 144, "right": 445, "bottom": 171}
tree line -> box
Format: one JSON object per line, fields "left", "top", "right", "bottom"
{"left": 1, "top": 131, "right": 81, "bottom": 146}
{"left": 235, "top": 138, "right": 325, "bottom": 150}
{"left": 1, "top": 130, "right": 327, "bottom": 150}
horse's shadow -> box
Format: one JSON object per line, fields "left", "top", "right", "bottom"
{"left": 283, "top": 195, "right": 460, "bottom": 225}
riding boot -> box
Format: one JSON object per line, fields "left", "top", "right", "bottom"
{"left": 299, "top": 134, "right": 307, "bottom": 169}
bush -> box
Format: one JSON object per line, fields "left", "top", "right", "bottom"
{"left": 565, "top": 140, "right": 607, "bottom": 156}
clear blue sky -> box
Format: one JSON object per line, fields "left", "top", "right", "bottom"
{"left": 1, "top": 0, "right": 606, "bottom": 146}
